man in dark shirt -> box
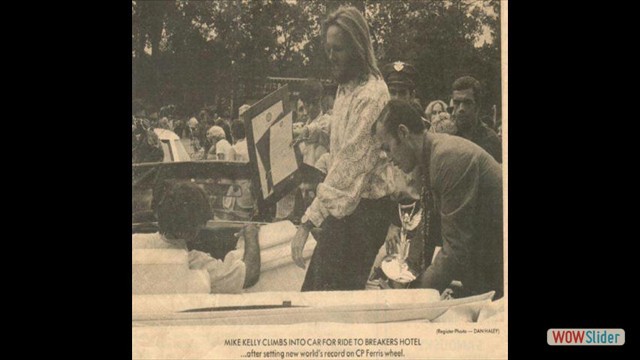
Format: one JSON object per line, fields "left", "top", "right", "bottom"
{"left": 373, "top": 99, "right": 504, "bottom": 299}
{"left": 450, "top": 76, "right": 502, "bottom": 163}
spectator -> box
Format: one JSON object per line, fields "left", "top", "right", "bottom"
{"left": 173, "top": 118, "right": 186, "bottom": 138}
{"left": 230, "top": 119, "right": 249, "bottom": 162}
{"left": 424, "top": 100, "right": 449, "bottom": 125}
{"left": 207, "top": 125, "right": 235, "bottom": 161}
{"left": 426, "top": 101, "right": 456, "bottom": 135}
{"left": 227, "top": 119, "right": 254, "bottom": 214}
{"left": 216, "top": 118, "right": 234, "bottom": 146}
{"left": 158, "top": 117, "right": 171, "bottom": 130}
{"left": 294, "top": 79, "right": 331, "bottom": 167}
{"left": 382, "top": 61, "right": 428, "bottom": 127}
{"left": 132, "top": 120, "right": 164, "bottom": 163}
{"left": 382, "top": 61, "right": 417, "bottom": 102}
{"left": 450, "top": 76, "right": 502, "bottom": 163}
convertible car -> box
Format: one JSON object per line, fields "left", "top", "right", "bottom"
{"left": 132, "top": 160, "right": 503, "bottom": 325}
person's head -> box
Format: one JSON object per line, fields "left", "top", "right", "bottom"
{"left": 188, "top": 116, "right": 198, "bottom": 129}
{"left": 215, "top": 119, "right": 233, "bottom": 143}
{"left": 238, "top": 104, "right": 251, "bottom": 118}
{"left": 429, "top": 111, "right": 457, "bottom": 134}
{"left": 207, "top": 125, "right": 226, "bottom": 143}
{"left": 322, "top": 6, "right": 381, "bottom": 84}
{"left": 296, "top": 99, "right": 306, "bottom": 120}
{"left": 382, "top": 61, "right": 417, "bottom": 101}
{"left": 299, "top": 79, "right": 324, "bottom": 119}
{"left": 230, "top": 119, "right": 246, "bottom": 143}
{"left": 158, "top": 117, "right": 170, "bottom": 130}
{"left": 372, "top": 99, "right": 426, "bottom": 174}
{"left": 451, "top": 76, "right": 482, "bottom": 133}
{"left": 153, "top": 181, "right": 212, "bottom": 242}
{"left": 321, "top": 94, "right": 335, "bottom": 114}
{"left": 425, "top": 100, "right": 449, "bottom": 122}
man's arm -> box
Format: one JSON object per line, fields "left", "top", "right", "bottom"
{"left": 417, "top": 154, "right": 479, "bottom": 292}
{"left": 239, "top": 224, "right": 261, "bottom": 288}
{"left": 303, "top": 92, "right": 389, "bottom": 227}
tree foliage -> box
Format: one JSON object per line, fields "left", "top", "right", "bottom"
{"left": 132, "top": 0, "right": 502, "bottom": 118}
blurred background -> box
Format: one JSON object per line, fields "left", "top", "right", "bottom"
{"left": 132, "top": 0, "right": 501, "bottom": 124}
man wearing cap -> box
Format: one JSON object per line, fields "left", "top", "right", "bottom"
{"left": 382, "top": 61, "right": 425, "bottom": 116}
{"left": 382, "top": 61, "right": 417, "bottom": 100}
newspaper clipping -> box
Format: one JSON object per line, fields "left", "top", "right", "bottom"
{"left": 132, "top": 0, "right": 507, "bottom": 358}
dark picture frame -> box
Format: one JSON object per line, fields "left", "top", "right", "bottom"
{"left": 242, "top": 85, "right": 325, "bottom": 219}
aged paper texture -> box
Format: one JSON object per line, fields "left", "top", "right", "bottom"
{"left": 132, "top": 0, "right": 508, "bottom": 358}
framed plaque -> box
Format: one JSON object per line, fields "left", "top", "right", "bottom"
{"left": 242, "top": 85, "right": 325, "bottom": 218}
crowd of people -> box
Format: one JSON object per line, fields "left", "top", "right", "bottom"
{"left": 132, "top": 6, "right": 504, "bottom": 300}
{"left": 132, "top": 106, "right": 251, "bottom": 164}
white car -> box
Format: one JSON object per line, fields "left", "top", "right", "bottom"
{"left": 154, "top": 128, "right": 191, "bottom": 162}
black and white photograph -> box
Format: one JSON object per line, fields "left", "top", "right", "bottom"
{"left": 132, "top": 0, "right": 507, "bottom": 358}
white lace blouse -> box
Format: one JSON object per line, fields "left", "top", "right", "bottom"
{"left": 302, "top": 74, "right": 395, "bottom": 227}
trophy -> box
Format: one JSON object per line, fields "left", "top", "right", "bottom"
{"left": 381, "top": 202, "right": 422, "bottom": 288}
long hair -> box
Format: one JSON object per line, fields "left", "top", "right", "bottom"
{"left": 322, "top": 6, "right": 381, "bottom": 81}
{"left": 424, "top": 100, "right": 449, "bottom": 119}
